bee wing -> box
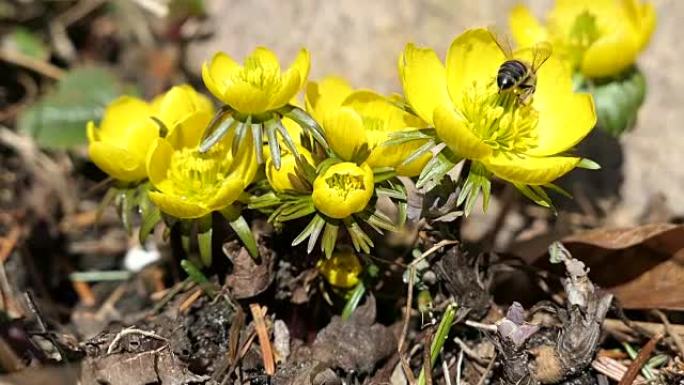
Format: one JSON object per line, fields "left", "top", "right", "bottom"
{"left": 515, "top": 42, "right": 553, "bottom": 72}
{"left": 486, "top": 25, "right": 514, "bottom": 59}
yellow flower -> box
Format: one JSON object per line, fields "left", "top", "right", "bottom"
{"left": 146, "top": 108, "right": 258, "bottom": 219}
{"left": 266, "top": 145, "right": 314, "bottom": 193}
{"left": 399, "top": 28, "right": 596, "bottom": 186}
{"left": 510, "top": 0, "right": 656, "bottom": 78}
{"left": 312, "top": 162, "right": 374, "bottom": 219}
{"left": 306, "top": 76, "right": 431, "bottom": 177}
{"left": 202, "top": 47, "right": 310, "bottom": 115}
{"left": 316, "top": 248, "right": 362, "bottom": 289}
{"left": 86, "top": 85, "right": 213, "bottom": 182}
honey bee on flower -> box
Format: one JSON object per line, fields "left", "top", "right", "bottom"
{"left": 399, "top": 28, "right": 597, "bottom": 211}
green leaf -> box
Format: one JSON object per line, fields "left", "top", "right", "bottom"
{"left": 577, "top": 158, "right": 601, "bottom": 170}
{"left": 282, "top": 105, "right": 328, "bottom": 149}
{"left": 180, "top": 259, "right": 216, "bottom": 298}
{"left": 584, "top": 66, "right": 646, "bottom": 137}
{"left": 231, "top": 118, "right": 250, "bottom": 157}
{"left": 4, "top": 27, "right": 49, "bottom": 60}
{"left": 416, "top": 148, "right": 460, "bottom": 189}
{"left": 292, "top": 214, "right": 325, "bottom": 252}
{"left": 200, "top": 108, "right": 234, "bottom": 153}
{"left": 222, "top": 212, "right": 259, "bottom": 259}
{"left": 456, "top": 162, "right": 491, "bottom": 216}
{"left": 197, "top": 215, "right": 213, "bottom": 267}
{"left": 384, "top": 128, "right": 436, "bottom": 146}
{"left": 265, "top": 119, "right": 281, "bottom": 170}
{"left": 399, "top": 139, "right": 435, "bottom": 167}
{"left": 139, "top": 205, "right": 161, "bottom": 245}
{"left": 275, "top": 119, "right": 300, "bottom": 156}
{"left": 251, "top": 122, "right": 264, "bottom": 164}
{"left": 344, "top": 217, "right": 373, "bottom": 253}
{"left": 341, "top": 283, "right": 366, "bottom": 321}
{"left": 416, "top": 302, "right": 458, "bottom": 385}
{"left": 18, "top": 67, "right": 127, "bottom": 149}
{"left": 321, "top": 221, "right": 339, "bottom": 259}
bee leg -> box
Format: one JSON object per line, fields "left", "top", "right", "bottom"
{"left": 517, "top": 85, "right": 535, "bottom": 106}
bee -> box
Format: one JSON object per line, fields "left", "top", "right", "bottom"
{"left": 488, "top": 28, "right": 552, "bottom": 104}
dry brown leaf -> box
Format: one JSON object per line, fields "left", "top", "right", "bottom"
{"left": 551, "top": 224, "right": 684, "bottom": 310}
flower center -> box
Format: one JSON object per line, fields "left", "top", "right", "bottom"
{"left": 565, "top": 11, "right": 601, "bottom": 66}
{"left": 165, "top": 144, "right": 233, "bottom": 201}
{"left": 236, "top": 57, "right": 280, "bottom": 92}
{"left": 460, "top": 87, "right": 539, "bottom": 155}
{"left": 325, "top": 172, "right": 366, "bottom": 199}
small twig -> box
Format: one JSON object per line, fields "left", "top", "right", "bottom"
{"left": 455, "top": 349, "right": 463, "bottom": 385}
{"left": 0, "top": 50, "right": 64, "bottom": 80}
{"left": 250, "top": 303, "right": 275, "bottom": 376}
{"left": 464, "top": 320, "right": 498, "bottom": 332}
{"left": 71, "top": 280, "right": 96, "bottom": 307}
{"left": 617, "top": 333, "right": 663, "bottom": 385}
{"left": 442, "top": 358, "right": 452, "bottom": 385}
{"left": 179, "top": 287, "right": 203, "bottom": 314}
{"left": 453, "top": 337, "right": 489, "bottom": 365}
{"left": 592, "top": 356, "right": 646, "bottom": 384}
{"left": 106, "top": 328, "right": 167, "bottom": 354}
{"left": 652, "top": 310, "right": 684, "bottom": 359}
{"left": 475, "top": 353, "right": 496, "bottom": 385}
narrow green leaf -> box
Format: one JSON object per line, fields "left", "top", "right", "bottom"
{"left": 399, "top": 139, "right": 435, "bottom": 167}
{"left": 197, "top": 215, "right": 213, "bottom": 267}
{"left": 252, "top": 123, "right": 264, "bottom": 164}
{"left": 200, "top": 108, "right": 234, "bottom": 153}
{"left": 384, "top": 128, "right": 436, "bottom": 146}
{"left": 180, "top": 259, "right": 216, "bottom": 298}
{"left": 139, "top": 205, "right": 161, "bottom": 244}
{"left": 417, "top": 302, "right": 458, "bottom": 385}
{"left": 292, "top": 214, "right": 323, "bottom": 247}
{"left": 577, "top": 158, "right": 601, "bottom": 170}
{"left": 265, "top": 120, "right": 281, "bottom": 170}
{"left": 275, "top": 119, "right": 300, "bottom": 156}
{"left": 341, "top": 283, "right": 366, "bottom": 321}
{"left": 224, "top": 214, "right": 258, "bottom": 259}
{"left": 283, "top": 105, "right": 328, "bottom": 148}
{"left": 306, "top": 215, "right": 326, "bottom": 254}
{"left": 180, "top": 221, "right": 193, "bottom": 257}
{"left": 119, "top": 189, "right": 135, "bottom": 234}
{"left": 231, "top": 117, "right": 250, "bottom": 157}
{"left": 321, "top": 221, "right": 339, "bottom": 259}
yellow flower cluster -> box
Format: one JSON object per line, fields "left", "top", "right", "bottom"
{"left": 86, "top": 0, "right": 655, "bottom": 265}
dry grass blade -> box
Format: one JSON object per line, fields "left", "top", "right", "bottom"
{"left": 617, "top": 333, "right": 663, "bottom": 385}
{"left": 250, "top": 303, "right": 275, "bottom": 375}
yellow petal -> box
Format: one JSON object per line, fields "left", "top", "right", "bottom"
{"left": 146, "top": 138, "right": 173, "bottom": 186}
{"left": 229, "top": 131, "right": 258, "bottom": 185}
{"left": 266, "top": 146, "right": 313, "bottom": 193}
{"left": 248, "top": 47, "right": 282, "bottom": 75}
{"left": 581, "top": 29, "right": 639, "bottom": 78}
{"left": 165, "top": 111, "right": 214, "bottom": 149}
{"left": 88, "top": 142, "right": 146, "bottom": 182}
{"left": 366, "top": 139, "right": 432, "bottom": 177}
{"left": 202, "top": 52, "right": 240, "bottom": 102}
{"left": 148, "top": 191, "right": 209, "bottom": 219}
{"left": 446, "top": 28, "right": 506, "bottom": 107}
{"left": 322, "top": 107, "right": 368, "bottom": 162}
{"left": 156, "top": 85, "right": 214, "bottom": 129}
{"left": 398, "top": 43, "right": 451, "bottom": 125}
{"left": 317, "top": 248, "right": 362, "bottom": 289}
{"left": 312, "top": 162, "right": 374, "bottom": 219}
{"left": 97, "top": 96, "right": 153, "bottom": 143}
{"left": 528, "top": 57, "right": 596, "bottom": 156}
{"left": 433, "top": 105, "right": 491, "bottom": 160}
{"left": 206, "top": 176, "right": 246, "bottom": 211}
{"left": 530, "top": 93, "right": 595, "bottom": 156}
{"left": 509, "top": 4, "right": 549, "bottom": 47}
{"left": 305, "top": 76, "right": 353, "bottom": 123}
{"left": 632, "top": 1, "right": 656, "bottom": 51}
{"left": 269, "top": 70, "right": 301, "bottom": 110}
{"left": 86, "top": 121, "right": 98, "bottom": 143}
{"left": 482, "top": 153, "right": 580, "bottom": 185}
{"left": 221, "top": 78, "right": 272, "bottom": 115}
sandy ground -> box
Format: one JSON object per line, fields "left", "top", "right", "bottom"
{"left": 187, "top": 0, "right": 683, "bottom": 224}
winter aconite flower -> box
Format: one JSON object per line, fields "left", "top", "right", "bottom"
{"left": 146, "top": 108, "right": 258, "bottom": 219}
{"left": 312, "top": 162, "right": 374, "bottom": 219}
{"left": 86, "top": 85, "right": 212, "bottom": 182}
{"left": 509, "top": 0, "right": 656, "bottom": 78}
{"left": 399, "top": 28, "right": 596, "bottom": 207}
{"left": 316, "top": 248, "right": 363, "bottom": 289}
{"left": 202, "top": 47, "right": 310, "bottom": 115}
{"left": 200, "top": 46, "right": 326, "bottom": 172}
{"left": 306, "top": 76, "right": 431, "bottom": 176}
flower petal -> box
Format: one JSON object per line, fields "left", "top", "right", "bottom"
{"left": 98, "top": 96, "right": 153, "bottom": 143}
{"left": 146, "top": 138, "right": 174, "bottom": 186}
{"left": 89, "top": 142, "right": 146, "bottom": 182}
{"left": 202, "top": 52, "right": 240, "bottom": 102}
{"left": 165, "top": 111, "right": 214, "bottom": 149}
{"left": 306, "top": 76, "right": 353, "bottom": 123}
{"left": 221, "top": 78, "right": 272, "bottom": 115}
{"left": 148, "top": 191, "right": 209, "bottom": 219}
{"left": 156, "top": 85, "right": 214, "bottom": 129}
{"left": 446, "top": 28, "right": 506, "bottom": 107}
{"left": 269, "top": 70, "right": 301, "bottom": 110}
{"left": 482, "top": 153, "right": 580, "bottom": 185}
{"left": 581, "top": 29, "right": 639, "bottom": 78}
{"left": 398, "top": 43, "right": 451, "bottom": 125}
{"left": 86, "top": 121, "right": 98, "bottom": 143}
{"left": 206, "top": 176, "right": 245, "bottom": 211}
{"left": 528, "top": 57, "right": 596, "bottom": 156}
{"left": 509, "top": 5, "right": 549, "bottom": 47}
{"left": 433, "top": 105, "right": 491, "bottom": 160}
{"left": 366, "top": 138, "right": 432, "bottom": 177}
{"left": 322, "top": 107, "right": 368, "bottom": 162}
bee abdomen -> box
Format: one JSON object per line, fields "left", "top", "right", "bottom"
{"left": 497, "top": 60, "right": 528, "bottom": 90}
